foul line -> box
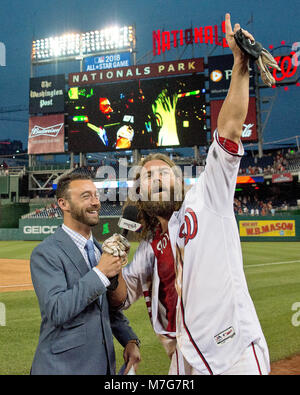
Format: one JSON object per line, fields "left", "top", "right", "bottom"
{"left": 0, "top": 283, "right": 32, "bottom": 289}
{"left": 244, "top": 260, "right": 300, "bottom": 269}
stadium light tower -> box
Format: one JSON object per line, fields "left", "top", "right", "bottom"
{"left": 31, "top": 25, "right": 136, "bottom": 72}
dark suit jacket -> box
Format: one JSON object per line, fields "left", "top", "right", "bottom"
{"left": 30, "top": 226, "right": 138, "bottom": 375}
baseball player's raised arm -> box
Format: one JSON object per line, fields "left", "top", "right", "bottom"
{"left": 217, "top": 13, "right": 254, "bottom": 144}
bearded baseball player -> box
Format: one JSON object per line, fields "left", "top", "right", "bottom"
{"left": 113, "top": 13, "right": 271, "bottom": 375}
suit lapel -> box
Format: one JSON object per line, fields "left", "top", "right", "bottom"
{"left": 55, "top": 228, "right": 106, "bottom": 310}
{"left": 93, "top": 238, "right": 105, "bottom": 309}
{"left": 54, "top": 226, "right": 89, "bottom": 276}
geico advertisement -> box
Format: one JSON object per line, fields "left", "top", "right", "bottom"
{"left": 239, "top": 220, "right": 295, "bottom": 237}
{"left": 23, "top": 225, "right": 58, "bottom": 235}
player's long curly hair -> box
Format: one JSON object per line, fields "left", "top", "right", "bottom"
{"left": 125, "top": 153, "right": 186, "bottom": 241}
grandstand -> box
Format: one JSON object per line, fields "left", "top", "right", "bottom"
{"left": 0, "top": 144, "right": 294, "bottom": 222}
{"left": 1, "top": 139, "right": 300, "bottom": 244}
{"left": 20, "top": 201, "right": 123, "bottom": 219}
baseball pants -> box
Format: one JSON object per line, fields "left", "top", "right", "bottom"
{"left": 169, "top": 341, "right": 269, "bottom": 375}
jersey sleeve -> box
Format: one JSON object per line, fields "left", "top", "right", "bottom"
{"left": 197, "top": 129, "right": 244, "bottom": 217}
{"left": 122, "top": 240, "right": 154, "bottom": 309}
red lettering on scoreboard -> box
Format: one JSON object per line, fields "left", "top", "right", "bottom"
{"left": 153, "top": 21, "right": 228, "bottom": 56}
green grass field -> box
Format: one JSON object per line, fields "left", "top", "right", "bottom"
{"left": 0, "top": 240, "right": 300, "bottom": 375}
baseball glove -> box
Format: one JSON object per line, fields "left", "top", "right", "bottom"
{"left": 234, "top": 28, "right": 281, "bottom": 87}
{"left": 102, "top": 233, "right": 130, "bottom": 264}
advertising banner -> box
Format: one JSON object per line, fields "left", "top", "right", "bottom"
{"left": 29, "top": 74, "right": 65, "bottom": 114}
{"left": 28, "top": 114, "right": 65, "bottom": 154}
{"left": 18, "top": 217, "right": 140, "bottom": 241}
{"left": 210, "top": 97, "right": 257, "bottom": 142}
{"left": 239, "top": 220, "right": 295, "bottom": 237}
{"left": 84, "top": 52, "right": 131, "bottom": 71}
{"left": 272, "top": 173, "right": 293, "bottom": 183}
{"left": 208, "top": 54, "right": 255, "bottom": 98}
{"left": 69, "top": 58, "right": 204, "bottom": 86}
{"left": 236, "top": 176, "right": 264, "bottom": 184}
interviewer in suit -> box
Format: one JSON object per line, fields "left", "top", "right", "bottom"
{"left": 30, "top": 171, "right": 141, "bottom": 375}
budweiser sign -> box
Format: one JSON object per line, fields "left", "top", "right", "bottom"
{"left": 69, "top": 58, "right": 204, "bottom": 86}
{"left": 29, "top": 123, "right": 64, "bottom": 138}
{"left": 28, "top": 114, "right": 65, "bottom": 154}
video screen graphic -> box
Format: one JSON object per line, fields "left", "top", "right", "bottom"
{"left": 67, "top": 74, "right": 207, "bottom": 152}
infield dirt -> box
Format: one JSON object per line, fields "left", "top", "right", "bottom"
{"left": 0, "top": 259, "right": 33, "bottom": 292}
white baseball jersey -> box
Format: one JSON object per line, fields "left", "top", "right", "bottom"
{"left": 122, "top": 232, "right": 177, "bottom": 358}
{"left": 168, "top": 130, "right": 270, "bottom": 375}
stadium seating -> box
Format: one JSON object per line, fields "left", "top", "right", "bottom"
{"left": 21, "top": 202, "right": 123, "bottom": 219}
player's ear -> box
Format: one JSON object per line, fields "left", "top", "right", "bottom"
{"left": 57, "top": 197, "right": 70, "bottom": 213}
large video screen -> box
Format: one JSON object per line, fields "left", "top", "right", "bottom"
{"left": 67, "top": 74, "right": 207, "bottom": 152}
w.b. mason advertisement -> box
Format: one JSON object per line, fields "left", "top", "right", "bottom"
{"left": 28, "top": 114, "right": 65, "bottom": 154}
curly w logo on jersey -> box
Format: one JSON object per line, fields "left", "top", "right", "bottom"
{"left": 179, "top": 208, "right": 198, "bottom": 246}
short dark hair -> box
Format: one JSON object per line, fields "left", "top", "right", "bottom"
{"left": 56, "top": 171, "right": 92, "bottom": 200}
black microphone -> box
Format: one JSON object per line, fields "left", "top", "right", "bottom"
{"left": 118, "top": 205, "right": 142, "bottom": 237}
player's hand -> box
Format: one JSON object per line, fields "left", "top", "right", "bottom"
{"left": 123, "top": 341, "right": 141, "bottom": 374}
{"left": 96, "top": 253, "right": 123, "bottom": 278}
{"left": 225, "top": 13, "right": 255, "bottom": 62}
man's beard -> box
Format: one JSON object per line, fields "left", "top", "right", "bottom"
{"left": 139, "top": 199, "right": 178, "bottom": 220}
{"left": 69, "top": 201, "right": 100, "bottom": 227}
{"left": 139, "top": 185, "right": 183, "bottom": 220}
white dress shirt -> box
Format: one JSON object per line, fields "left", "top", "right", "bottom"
{"left": 62, "top": 224, "right": 110, "bottom": 287}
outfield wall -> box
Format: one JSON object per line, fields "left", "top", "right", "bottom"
{"left": 0, "top": 215, "right": 299, "bottom": 242}
{"left": 17, "top": 217, "right": 140, "bottom": 242}
{"left": 0, "top": 228, "right": 21, "bottom": 240}
{"left": 0, "top": 203, "right": 29, "bottom": 228}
